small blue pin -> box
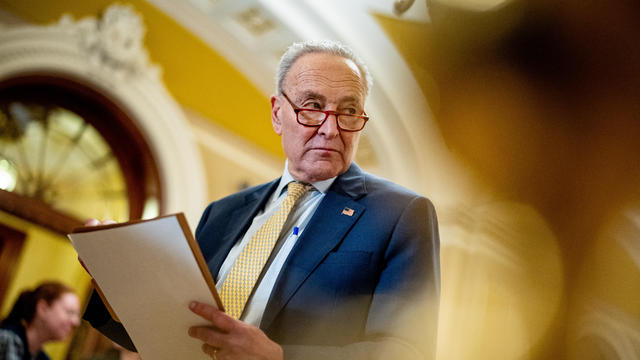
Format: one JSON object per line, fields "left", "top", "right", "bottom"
{"left": 293, "top": 226, "right": 299, "bottom": 236}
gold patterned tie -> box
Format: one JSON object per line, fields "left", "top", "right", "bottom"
{"left": 220, "top": 181, "right": 308, "bottom": 319}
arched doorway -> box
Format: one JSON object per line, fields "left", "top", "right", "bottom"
{"left": 0, "top": 74, "right": 163, "bottom": 359}
{"left": 0, "top": 5, "right": 206, "bottom": 359}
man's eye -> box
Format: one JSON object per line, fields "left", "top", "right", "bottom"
{"left": 304, "top": 102, "right": 322, "bottom": 109}
{"left": 342, "top": 108, "right": 357, "bottom": 115}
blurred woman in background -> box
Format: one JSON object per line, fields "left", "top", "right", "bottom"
{"left": 0, "top": 281, "right": 80, "bottom": 360}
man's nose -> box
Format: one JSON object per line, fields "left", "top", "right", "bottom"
{"left": 318, "top": 113, "right": 340, "bottom": 137}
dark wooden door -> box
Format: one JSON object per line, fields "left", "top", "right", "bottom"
{"left": 0, "top": 223, "right": 25, "bottom": 310}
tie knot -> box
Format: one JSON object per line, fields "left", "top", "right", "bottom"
{"left": 286, "top": 181, "right": 308, "bottom": 201}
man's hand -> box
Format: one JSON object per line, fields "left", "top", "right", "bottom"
{"left": 188, "top": 301, "right": 283, "bottom": 360}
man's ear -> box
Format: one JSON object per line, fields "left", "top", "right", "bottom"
{"left": 270, "top": 95, "right": 283, "bottom": 135}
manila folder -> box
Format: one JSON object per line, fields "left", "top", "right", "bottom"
{"left": 68, "top": 213, "right": 223, "bottom": 360}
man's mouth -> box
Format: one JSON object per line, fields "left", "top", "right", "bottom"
{"left": 310, "top": 147, "right": 339, "bottom": 152}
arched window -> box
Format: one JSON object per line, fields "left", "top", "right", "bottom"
{"left": 0, "top": 74, "right": 162, "bottom": 232}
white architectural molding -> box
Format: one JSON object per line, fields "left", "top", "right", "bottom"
{"left": 56, "top": 5, "right": 160, "bottom": 81}
{"left": 0, "top": 4, "right": 207, "bottom": 227}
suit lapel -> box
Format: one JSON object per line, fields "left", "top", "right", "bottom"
{"left": 261, "top": 164, "right": 367, "bottom": 330}
{"left": 208, "top": 180, "right": 279, "bottom": 278}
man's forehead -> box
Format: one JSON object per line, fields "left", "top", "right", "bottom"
{"left": 286, "top": 53, "right": 365, "bottom": 99}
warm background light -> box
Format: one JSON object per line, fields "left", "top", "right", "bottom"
{"left": 0, "top": 158, "right": 17, "bottom": 191}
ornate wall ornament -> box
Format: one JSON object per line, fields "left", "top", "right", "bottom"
{"left": 56, "top": 4, "right": 159, "bottom": 80}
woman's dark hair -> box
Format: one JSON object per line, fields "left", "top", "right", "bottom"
{"left": 1, "top": 281, "right": 74, "bottom": 326}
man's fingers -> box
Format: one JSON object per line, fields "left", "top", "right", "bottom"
{"left": 202, "top": 344, "right": 218, "bottom": 358}
{"left": 84, "top": 219, "right": 117, "bottom": 226}
{"left": 188, "top": 302, "right": 282, "bottom": 360}
{"left": 189, "top": 325, "right": 224, "bottom": 347}
{"left": 85, "top": 218, "right": 100, "bottom": 226}
{"left": 189, "top": 301, "right": 218, "bottom": 320}
{"left": 189, "top": 301, "right": 234, "bottom": 332}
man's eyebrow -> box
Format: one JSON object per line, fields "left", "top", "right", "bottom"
{"left": 339, "top": 96, "right": 360, "bottom": 104}
{"left": 298, "top": 91, "right": 326, "bottom": 102}
{"left": 298, "top": 92, "right": 361, "bottom": 106}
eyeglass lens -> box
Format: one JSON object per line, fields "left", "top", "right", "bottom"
{"left": 298, "top": 110, "right": 364, "bottom": 131}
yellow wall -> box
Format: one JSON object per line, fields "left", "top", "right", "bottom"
{"left": 0, "top": 211, "right": 91, "bottom": 360}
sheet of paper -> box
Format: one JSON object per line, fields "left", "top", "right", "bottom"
{"left": 69, "top": 214, "right": 217, "bottom": 360}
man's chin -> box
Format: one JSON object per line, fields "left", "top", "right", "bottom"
{"left": 296, "top": 163, "right": 345, "bottom": 182}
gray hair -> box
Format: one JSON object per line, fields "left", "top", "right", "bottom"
{"left": 275, "top": 40, "right": 373, "bottom": 99}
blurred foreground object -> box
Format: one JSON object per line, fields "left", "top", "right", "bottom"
{"left": 390, "top": 0, "right": 640, "bottom": 358}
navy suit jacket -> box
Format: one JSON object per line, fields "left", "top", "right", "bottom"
{"left": 196, "top": 163, "right": 440, "bottom": 359}
{"left": 84, "top": 163, "right": 439, "bottom": 359}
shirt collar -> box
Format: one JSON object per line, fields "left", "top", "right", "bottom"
{"left": 275, "top": 160, "right": 337, "bottom": 196}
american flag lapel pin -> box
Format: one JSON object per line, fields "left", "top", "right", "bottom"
{"left": 341, "top": 207, "right": 354, "bottom": 216}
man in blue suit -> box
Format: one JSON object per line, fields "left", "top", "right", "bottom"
{"left": 84, "top": 40, "right": 439, "bottom": 360}
{"left": 186, "top": 40, "right": 440, "bottom": 360}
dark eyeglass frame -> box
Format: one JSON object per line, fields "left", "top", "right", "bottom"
{"left": 281, "top": 92, "right": 369, "bottom": 132}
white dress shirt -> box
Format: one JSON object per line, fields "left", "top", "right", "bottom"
{"left": 215, "top": 163, "right": 336, "bottom": 326}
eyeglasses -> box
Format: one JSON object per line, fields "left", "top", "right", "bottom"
{"left": 281, "top": 92, "right": 369, "bottom": 132}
